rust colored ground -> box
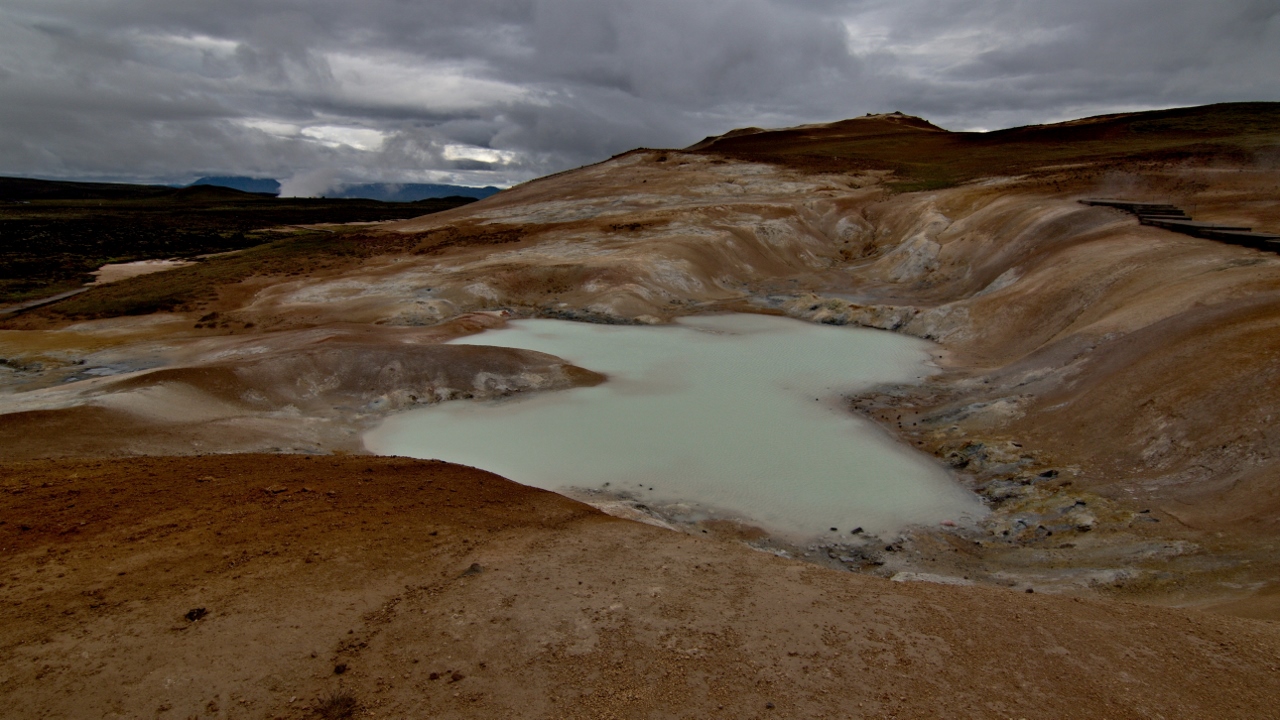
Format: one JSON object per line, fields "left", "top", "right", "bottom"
{"left": 3, "top": 454, "right": 1280, "bottom": 718}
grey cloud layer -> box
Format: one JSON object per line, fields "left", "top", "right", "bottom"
{"left": 0, "top": 0, "right": 1276, "bottom": 191}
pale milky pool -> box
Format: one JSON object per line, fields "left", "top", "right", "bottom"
{"left": 363, "top": 314, "right": 984, "bottom": 539}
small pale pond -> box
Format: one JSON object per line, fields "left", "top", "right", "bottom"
{"left": 364, "top": 314, "right": 984, "bottom": 539}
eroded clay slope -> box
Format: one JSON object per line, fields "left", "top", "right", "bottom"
{"left": 0, "top": 314, "right": 603, "bottom": 458}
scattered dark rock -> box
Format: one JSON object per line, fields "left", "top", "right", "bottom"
{"left": 333, "top": 663, "right": 347, "bottom": 675}
{"left": 429, "top": 672, "right": 440, "bottom": 680}
{"left": 766, "top": 701, "right": 775, "bottom": 709}
{"left": 449, "top": 672, "right": 465, "bottom": 683}
{"left": 184, "top": 607, "right": 207, "bottom": 622}
{"left": 460, "top": 563, "right": 484, "bottom": 577}
{"left": 850, "top": 527, "right": 863, "bottom": 534}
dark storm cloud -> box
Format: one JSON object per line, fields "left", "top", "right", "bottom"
{"left": 0, "top": 0, "right": 1276, "bottom": 192}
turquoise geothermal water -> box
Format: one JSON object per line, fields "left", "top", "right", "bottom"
{"left": 363, "top": 314, "right": 984, "bottom": 539}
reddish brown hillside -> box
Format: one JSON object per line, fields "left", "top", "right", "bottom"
{"left": 692, "top": 102, "right": 1280, "bottom": 190}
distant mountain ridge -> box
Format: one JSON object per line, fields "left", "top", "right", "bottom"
{"left": 189, "top": 176, "right": 281, "bottom": 195}
{"left": 0, "top": 176, "right": 179, "bottom": 201}
{"left": 187, "top": 176, "right": 500, "bottom": 202}
{"left": 0, "top": 175, "right": 501, "bottom": 204}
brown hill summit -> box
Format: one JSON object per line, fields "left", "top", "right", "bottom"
{"left": 688, "top": 110, "right": 947, "bottom": 152}
{"left": 691, "top": 102, "right": 1280, "bottom": 190}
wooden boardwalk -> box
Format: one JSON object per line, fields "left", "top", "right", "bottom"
{"left": 1082, "top": 199, "right": 1280, "bottom": 252}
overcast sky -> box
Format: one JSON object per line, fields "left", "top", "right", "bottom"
{"left": 1, "top": 0, "right": 1277, "bottom": 194}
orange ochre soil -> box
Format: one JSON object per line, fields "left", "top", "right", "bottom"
{"left": 2, "top": 454, "right": 1278, "bottom": 719}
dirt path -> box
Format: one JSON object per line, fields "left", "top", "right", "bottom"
{"left": 0, "top": 288, "right": 91, "bottom": 316}
{"left": 3, "top": 454, "right": 1278, "bottom": 719}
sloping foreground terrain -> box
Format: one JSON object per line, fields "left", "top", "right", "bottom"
{"left": 2, "top": 104, "right": 1280, "bottom": 715}
{"left": 3, "top": 455, "right": 1280, "bottom": 719}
